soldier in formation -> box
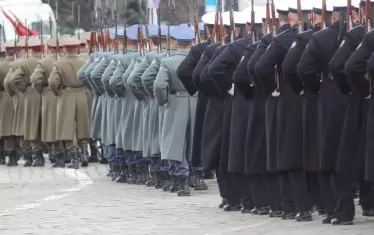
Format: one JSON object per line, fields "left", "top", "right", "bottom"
{"left": 1, "top": 0, "right": 374, "bottom": 227}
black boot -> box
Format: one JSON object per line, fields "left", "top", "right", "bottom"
{"left": 189, "top": 170, "right": 196, "bottom": 188}
{"left": 281, "top": 212, "right": 297, "bottom": 220}
{"left": 219, "top": 198, "right": 228, "bottom": 209}
{"left": 268, "top": 210, "right": 283, "bottom": 218}
{"left": 0, "top": 151, "right": 6, "bottom": 165}
{"left": 321, "top": 213, "right": 333, "bottom": 224}
{"left": 66, "top": 151, "right": 79, "bottom": 169}
{"left": 99, "top": 143, "right": 108, "bottom": 164}
{"left": 115, "top": 164, "right": 129, "bottom": 183}
{"left": 295, "top": 212, "right": 313, "bottom": 222}
{"left": 88, "top": 141, "right": 99, "bottom": 163}
{"left": 52, "top": 153, "right": 66, "bottom": 168}
{"left": 169, "top": 176, "right": 181, "bottom": 193}
{"left": 23, "top": 153, "right": 33, "bottom": 167}
{"left": 203, "top": 170, "right": 215, "bottom": 179}
{"left": 6, "top": 151, "right": 18, "bottom": 167}
{"left": 146, "top": 172, "right": 157, "bottom": 187}
{"left": 127, "top": 165, "right": 137, "bottom": 184}
{"left": 154, "top": 172, "right": 164, "bottom": 189}
{"left": 194, "top": 170, "right": 208, "bottom": 191}
{"left": 223, "top": 203, "right": 242, "bottom": 212}
{"left": 111, "top": 163, "right": 121, "bottom": 181}
{"left": 107, "top": 164, "right": 114, "bottom": 177}
{"left": 32, "top": 151, "right": 45, "bottom": 167}
{"left": 177, "top": 176, "right": 191, "bottom": 196}
{"left": 250, "top": 207, "right": 270, "bottom": 215}
{"left": 80, "top": 145, "right": 89, "bottom": 167}
{"left": 136, "top": 164, "right": 147, "bottom": 185}
{"left": 162, "top": 173, "right": 172, "bottom": 191}
{"left": 331, "top": 217, "right": 354, "bottom": 225}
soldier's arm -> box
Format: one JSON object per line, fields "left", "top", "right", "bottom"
{"left": 141, "top": 56, "right": 161, "bottom": 98}
{"left": 109, "top": 61, "right": 126, "bottom": 97}
{"left": 4, "top": 67, "right": 16, "bottom": 96}
{"left": 48, "top": 65, "right": 62, "bottom": 96}
{"left": 133, "top": 55, "right": 152, "bottom": 96}
{"left": 101, "top": 59, "right": 117, "bottom": 97}
{"left": 255, "top": 38, "right": 285, "bottom": 96}
{"left": 233, "top": 49, "right": 254, "bottom": 99}
{"left": 10, "top": 64, "right": 27, "bottom": 93}
{"left": 297, "top": 37, "right": 321, "bottom": 94}
{"left": 90, "top": 58, "right": 107, "bottom": 95}
{"left": 177, "top": 46, "right": 201, "bottom": 95}
{"left": 282, "top": 38, "right": 305, "bottom": 94}
{"left": 345, "top": 34, "right": 374, "bottom": 97}
{"left": 30, "top": 63, "right": 46, "bottom": 94}
{"left": 154, "top": 60, "right": 170, "bottom": 106}
{"left": 77, "top": 58, "right": 92, "bottom": 88}
{"left": 122, "top": 58, "right": 136, "bottom": 88}
{"left": 128, "top": 56, "right": 147, "bottom": 100}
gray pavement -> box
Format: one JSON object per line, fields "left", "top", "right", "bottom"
{"left": 0, "top": 162, "right": 373, "bottom": 235}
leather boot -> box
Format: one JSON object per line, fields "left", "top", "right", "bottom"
{"left": 189, "top": 170, "right": 196, "bottom": 188}
{"left": 64, "top": 150, "right": 72, "bottom": 164}
{"left": 23, "top": 153, "right": 33, "bottom": 167}
{"left": 136, "top": 164, "right": 147, "bottom": 185}
{"left": 111, "top": 163, "right": 121, "bottom": 181}
{"left": 80, "top": 145, "right": 89, "bottom": 167}
{"left": 331, "top": 217, "right": 354, "bottom": 225}
{"left": 67, "top": 151, "right": 79, "bottom": 169}
{"left": 177, "top": 176, "right": 191, "bottom": 196}
{"left": 6, "top": 151, "right": 18, "bottom": 167}
{"left": 115, "top": 164, "right": 129, "bottom": 183}
{"left": 268, "top": 210, "right": 283, "bottom": 218}
{"left": 295, "top": 212, "right": 313, "bottom": 222}
{"left": 219, "top": 198, "right": 228, "bottom": 209}
{"left": 88, "top": 141, "right": 99, "bottom": 163}
{"left": 281, "top": 212, "right": 297, "bottom": 220}
{"left": 203, "top": 170, "right": 215, "bottom": 179}
{"left": 194, "top": 170, "right": 208, "bottom": 191}
{"left": 107, "top": 164, "right": 114, "bottom": 177}
{"left": 127, "top": 165, "right": 137, "bottom": 184}
{"left": 52, "top": 153, "right": 66, "bottom": 168}
{"left": 154, "top": 172, "right": 164, "bottom": 189}
{"left": 0, "top": 151, "right": 6, "bottom": 165}
{"left": 169, "top": 176, "right": 181, "bottom": 193}
{"left": 32, "top": 151, "right": 45, "bottom": 167}
{"left": 250, "top": 207, "right": 270, "bottom": 215}
{"left": 321, "top": 213, "right": 333, "bottom": 224}
{"left": 162, "top": 173, "right": 172, "bottom": 191}
{"left": 99, "top": 143, "right": 108, "bottom": 164}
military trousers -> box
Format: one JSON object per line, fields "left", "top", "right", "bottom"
{"left": 2, "top": 136, "right": 17, "bottom": 151}
{"left": 168, "top": 156, "right": 189, "bottom": 177}
{"left": 306, "top": 172, "right": 324, "bottom": 212}
{"left": 279, "top": 172, "right": 297, "bottom": 214}
{"left": 289, "top": 171, "right": 313, "bottom": 213}
{"left": 319, "top": 172, "right": 336, "bottom": 215}
{"left": 105, "top": 144, "right": 116, "bottom": 164}
{"left": 332, "top": 173, "right": 355, "bottom": 221}
{"left": 266, "top": 173, "right": 283, "bottom": 212}
{"left": 21, "top": 140, "right": 43, "bottom": 155}
{"left": 250, "top": 174, "right": 269, "bottom": 209}
{"left": 147, "top": 156, "right": 167, "bottom": 172}
{"left": 225, "top": 173, "right": 253, "bottom": 209}
{"left": 115, "top": 148, "right": 126, "bottom": 165}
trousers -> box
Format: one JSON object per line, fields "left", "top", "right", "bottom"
{"left": 169, "top": 157, "right": 189, "bottom": 177}
{"left": 289, "top": 171, "right": 313, "bottom": 212}
{"left": 250, "top": 174, "right": 269, "bottom": 208}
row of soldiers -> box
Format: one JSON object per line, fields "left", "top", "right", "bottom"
{"left": 181, "top": 0, "right": 374, "bottom": 226}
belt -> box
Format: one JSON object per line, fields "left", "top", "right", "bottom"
{"left": 170, "top": 90, "right": 197, "bottom": 97}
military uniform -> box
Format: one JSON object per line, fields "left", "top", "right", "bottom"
{"left": 154, "top": 25, "right": 196, "bottom": 196}
{"left": 30, "top": 38, "right": 60, "bottom": 165}
{"left": 0, "top": 42, "right": 16, "bottom": 165}
{"left": 9, "top": 38, "right": 44, "bottom": 167}
{"left": 48, "top": 37, "right": 90, "bottom": 169}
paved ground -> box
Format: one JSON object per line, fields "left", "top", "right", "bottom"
{"left": 0, "top": 161, "right": 373, "bottom": 235}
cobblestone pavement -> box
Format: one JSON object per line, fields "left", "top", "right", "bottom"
{"left": 0, "top": 161, "right": 373, "bottom": 235}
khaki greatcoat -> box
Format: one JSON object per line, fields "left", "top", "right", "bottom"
{"left": 0, "top": 58, "right": 14, "bottom": 137}
{"left": 30, "top": 54, "right": 58, "bottom": 142}
{"left": 10, "top": 55, "right": 42, "bottom": 141}
{"left": 48, "top": 54, "right": 90, "bottom": 141}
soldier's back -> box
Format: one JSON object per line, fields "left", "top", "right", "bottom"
{"left": 55, "top": 55, "right": 85, "bottom": 87}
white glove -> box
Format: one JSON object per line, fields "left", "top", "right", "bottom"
{"left": 299, "top": 90, "right": 304, "bottom": 95}
{"left": 227, "top": 84, "right": 235, "bottom": 96}
{"left": 365, "top": 94, "right": 371, "bottom": 99}
{"left": 271, "top": 90, "right": 280, "bottom": 97}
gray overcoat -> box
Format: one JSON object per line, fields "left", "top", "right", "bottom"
{"left": 154, "top": 51, "right": 197, "bottom": 162}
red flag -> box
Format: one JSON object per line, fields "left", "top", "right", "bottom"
{"left": 1, "top": 8, "right": 26, "bottom": 36}
{"left": 8, "top": 10, "right": 38, "bottom": 36}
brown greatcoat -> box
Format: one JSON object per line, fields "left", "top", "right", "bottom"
{"left": 4, "top": 59, "right": 24, "bottom": 136}
{"left": 30, "top": 54, "right": 58, "bottom": 142}
{"left": 10, "top": 55, "right": 42, "bottom": 141}
{"left": 0, "top": 58, "right": 14, "bottom": 137}
{"left": 48, "top": 54, "right": 90, "bottom": 141}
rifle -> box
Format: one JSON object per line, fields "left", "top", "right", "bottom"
{"left": 157, "top": 6, "right": 162, "bottom": 53}
{"left": 271, "top": 0, "right": 276, "bottom": 37}
{"left": 56, "top": 0, "right": 60, "bottom": 60}
{"left": 113, "top": 0, "right": 119, "bottom": 54}
{"left": 211, "top": 0, "right": 220, "bottom": 44}
{"left": 347, "top": 0, "right": 353, "bottom": 31}
{"left": 40, "top": 19, "right": 44, "bottom": 59}
{"left": 78, "top": 4, "right": 81, "bottom": 41}
{"left": 25, "top": 19, "right": 29, "bottom": 58}
{"left": 138, "top": 0, "right": 144, "bottom": 56}
{"left": 229, "top": 0, "right": 235, "bottom": 42}
{"left": 297, "top": 0, "right": 303, "bottom": 32}
{"left": 266, "top": 0, "right": 271, "bottom": 34}
{"left": 145, "top": 7, "right": 150, "bottom": 52}
{"left": 322, "top": 0, "right": 327, "bottom": 29}
{"left": 192, "top": 0, "right": 200, "bottom": 43}
{"left": 123, "top": 0, "right": 128, "bottom": 54}
{"left": 251, "top": 0, "right": 256, "bottom": 43}
{"left": 185, "top": 0, "right": 191, "bottom": 27}
{"left": 366, "top": 0, "right": 372, "bottom": 32}
{"left": 219, "top": 0, "right": 225, "bottom": 45}
{"left": 167, "top": 0, "right": 172, "bottom": 57}
{"left": 104, "top": 0, "right": 110, "bottom": 52}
